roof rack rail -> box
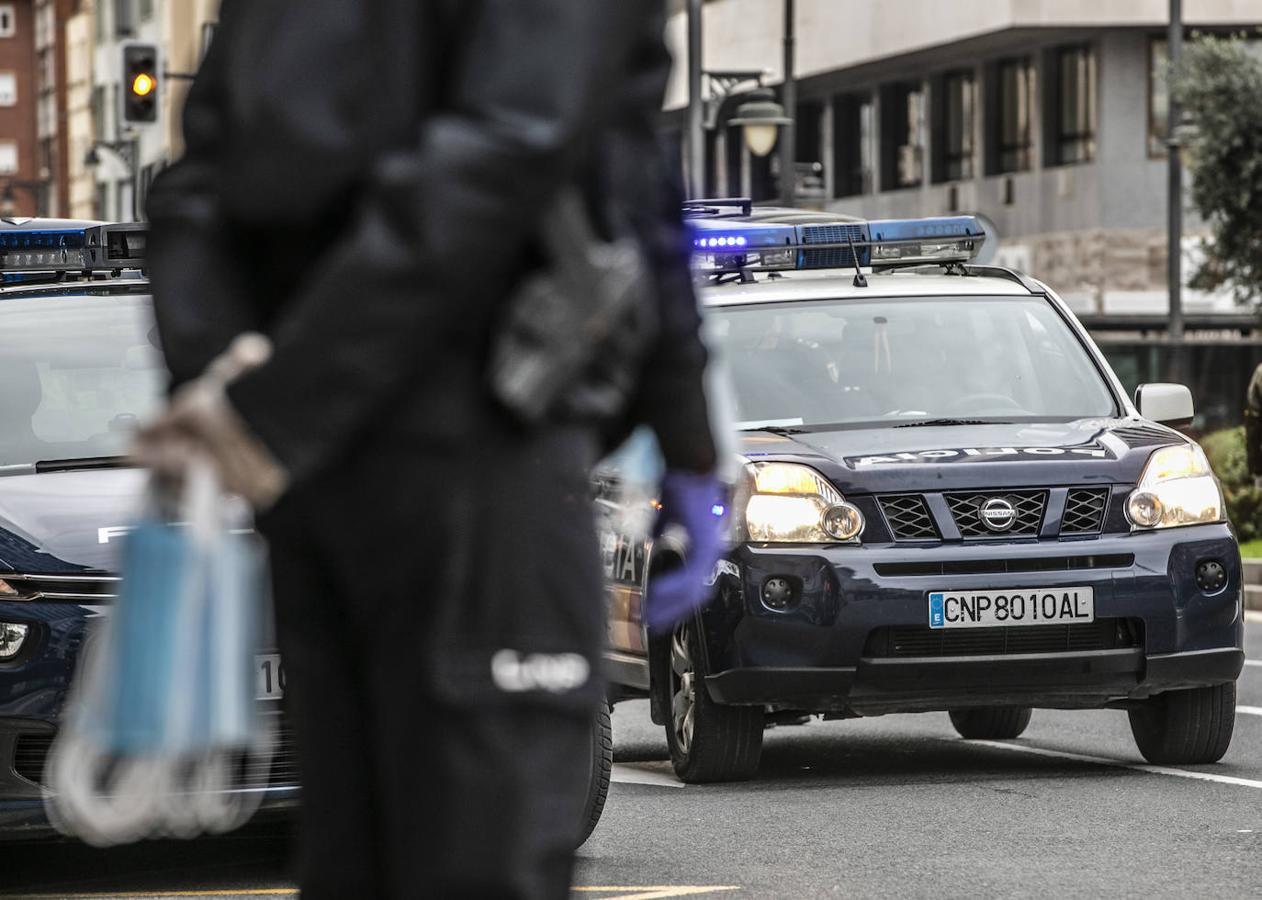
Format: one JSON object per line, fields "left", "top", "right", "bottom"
{"left": 959, "top": 264, "right": 1046, "bottom": 295}
{"left": 681, "top": 197, "right": 753, "bottom": 218}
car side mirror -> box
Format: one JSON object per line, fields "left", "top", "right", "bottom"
{"left": 1135, "top": 383, "right": 1194, "bottom": 427}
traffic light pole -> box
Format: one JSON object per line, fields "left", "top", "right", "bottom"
{"left": 778, "top": 0, "right": 796, "bottom": 207}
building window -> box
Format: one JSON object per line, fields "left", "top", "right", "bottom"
{"left": 880, "top": 82, "right": 925, "bottom": 190}
{"left": 0, "top": 141, "right": 18, "bottom": 175}
{"left": 0, "top": 5, "right": 14, "bottom": 38}
{"left": 935, "top": 70, "right": 975, "bottom": 182}
{"left": 833, "top": 93, "right": 874, "bottom": 197}
{"left": 992, "top": 57, "right": 1034, "bottom": 173}
{"left": 0, "top": 71, "right": 15, "bottom": 106}
{"left": 1049, "top": 45, "right": 1097, "bottom": 165}
{"left": 139, "top": 0, "right": 153, "bottom": 20}
{"left": 794, "top": 99, "right": 826, "bottom": 199}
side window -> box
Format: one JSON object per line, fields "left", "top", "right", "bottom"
{"left": 0, "top": 140, "right": 17, "bottom": 175}
{"left": 0, "top": 5, "right": 14, "bottom": 39}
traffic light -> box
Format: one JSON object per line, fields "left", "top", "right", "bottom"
{"left": 121, "top": 42, "right": 161, "bottom": 124}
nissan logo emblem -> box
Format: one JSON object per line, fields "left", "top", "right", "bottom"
{"left": 979, "top": 498, "right": 1018, "bottom": 532}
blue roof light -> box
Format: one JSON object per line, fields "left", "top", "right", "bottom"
{"left": 685, "top": 212, "right": 986, "bottom": 276}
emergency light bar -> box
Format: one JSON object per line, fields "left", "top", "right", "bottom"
{"left": 686, "top": 213, "right": 985, "bottom": 275}
{"left": 0, "top": 221, "right": 147, "bottom": 275}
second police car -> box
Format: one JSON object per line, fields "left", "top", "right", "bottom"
{"left": 602, "top": 200, "right": 1243, "bottom": 783}
{"left": 0, "top": 219, "right": 614, "bottom": 844}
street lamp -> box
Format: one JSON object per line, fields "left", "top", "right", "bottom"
{"left": 84, "top": 138, "right": 140, "bottom": 222}
{"left": 728, "top": 89, "right": 792, "bottom": 158}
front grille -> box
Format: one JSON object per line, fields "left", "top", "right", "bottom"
{"left": 1061, "top": 488, "right": 1110, "bottom": 535}
{"left": 879, "top": 495, "right": 939, "bottom": 541}
{"left": 863, "top": 618, "right": 1141, "bottom": 658}
{"left": 1111, "top": 424, "right": 1181, "bottom": 449}
{"left": 873, "top": 553, "right": 1134, "bottom": 578}
{"left": 800, "top": 223, "right": 867, "bottom": 269}
{"left": 3, "top": 573, "right": 119, "bottom": 601}
{"left": 946, "top": 490, "right": 1046, "bottom": 538}
{"left": 12, "top": 715, "right": 299, "bottom": 789}
{"left": 13, "top": 733, "right": 51, "bottom": 784}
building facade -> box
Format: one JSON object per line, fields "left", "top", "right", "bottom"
{"left": 89, "top": 0, "right": 217, "bottom": 221}
{"left": 666, "top": 0, "right": 1262, "bottom": 430}
{"left": 0, "top": 0, "right": 41, "bottom": 216}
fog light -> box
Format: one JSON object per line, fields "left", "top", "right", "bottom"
{"left": 0, "top": 623, "right": 28, "bottom": 660}
{"left": 1195, "top": 559, "right": 1227, "bottom": 593}
{"left": 1126, "top": 491, "right": 1164, "bottom": 528}
{"left": 762, "top": 577, "right": 797, "bottom": 611}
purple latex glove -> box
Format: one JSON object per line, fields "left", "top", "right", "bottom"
{"left": 644, "top": 470, "right": 729, "bottom": 632}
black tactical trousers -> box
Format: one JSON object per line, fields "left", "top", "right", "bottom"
{"left": 259, "top": 425, "right": 606, "bottom": 899}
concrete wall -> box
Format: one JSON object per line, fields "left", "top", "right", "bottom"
{"left": 666, "top": 0, "right": 1262, "bottom": 108}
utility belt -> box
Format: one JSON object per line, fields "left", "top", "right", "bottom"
{"left": 487, "top": 188, "right": 656, "bottom": 433}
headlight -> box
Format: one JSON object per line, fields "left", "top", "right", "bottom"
{"left": 1125, "top": 444, "right": 1225, "bottom": 530}
{"left": 738, "top": 462, "right": 864, "bottom": 543}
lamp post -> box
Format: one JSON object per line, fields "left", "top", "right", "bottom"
{"left": 84, "top": 138, "right": 141, "bottom": 222}
{"left": 685, "top": 0, "right": 796, "bottom": 200}
{"left": 1166, "top": 0, "right": 1185, "bottom": 384}
{"left": 0, "top": 179, "right": 49, "bottom": 218}
{"left": 778, "top": 0, "right": 796, "bottom": 206}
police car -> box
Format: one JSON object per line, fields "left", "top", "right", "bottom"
{"left": 0, "top": 220, "right": 614, "bottom": 844}
{"left": 602, "top": 201, "right": 1243, "bottom": 783}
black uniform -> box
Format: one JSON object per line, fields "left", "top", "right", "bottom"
{"left": 1247, "top": 364, "right": 1262, "bottom": 479}
{"left": 146, "top": 1, "right": 715, "bottom": 897}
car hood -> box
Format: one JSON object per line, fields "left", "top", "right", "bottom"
{"left": 0, "top": 467, "right": 145, "bottom": 574}
{"left": 738, "top": 418, "right": 1183, "bottom": 494}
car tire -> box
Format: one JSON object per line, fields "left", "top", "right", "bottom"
{"left": 1128, "top": 681, "right": 1236, "bottom": 765}
{"left": 949, "top": 707, "right": 1033, "bottom": 740}
{"left": 663, "top": 620, "right": 763, "bottom": 784}
{"left": 576, "top": 700, "right": 613, "bottom": 848}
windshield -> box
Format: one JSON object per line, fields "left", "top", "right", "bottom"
{"left": 710, "top": 295, "right": 1118, "bottom": 429}
{"left": 0, "top": 293, "right": 165, "bottom": 467}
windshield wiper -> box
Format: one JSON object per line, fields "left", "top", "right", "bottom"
{"left": 739, "top": 425, "right": 807, "bottom": 435}
{"left": 893, "top": 418, "right": 1010, "bottom": 428}
{"left": 35, "top": 456, "right": 131, "bottom": 473}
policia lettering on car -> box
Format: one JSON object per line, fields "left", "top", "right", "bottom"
{"left": 852, "top": 446, "right": 1110, "bottom": 466}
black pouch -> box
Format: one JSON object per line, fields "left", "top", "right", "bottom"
{"left": 488, "top": 188, "right": 656, "bottom": 427}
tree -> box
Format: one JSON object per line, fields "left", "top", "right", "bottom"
{"left": 1171, "top": 34, "right": 1262, "bottom": 305}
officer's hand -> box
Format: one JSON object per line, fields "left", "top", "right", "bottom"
{"left": 134, "top": 334, "right": 290, "bottom": 510}
{"left": 643, "top": 470, "right": 728, "bottom": 632}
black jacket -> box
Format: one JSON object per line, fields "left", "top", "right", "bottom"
{"left": 147, "top": 0, "right": 716, "bottom": 483}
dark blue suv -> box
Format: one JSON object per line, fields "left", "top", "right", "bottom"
{"left": 601, "top": 208, "right": 1243, "bottom": 783}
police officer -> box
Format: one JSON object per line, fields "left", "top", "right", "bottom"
{"left": 1247, "top": 363, "right": 1262, "bottom": 488}
{"left": 137, "top": 1, "right": 718, "bottom": 897}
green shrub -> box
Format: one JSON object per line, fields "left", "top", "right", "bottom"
{"left": 1202, "top": 427, "right": 1262, "bottom": 541}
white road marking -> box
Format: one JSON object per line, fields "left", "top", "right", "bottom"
{"left": 611, "top": 763, "right": 684, "bottom": 788}
{"left": 968, "top": 739, "right": 1262, "bottom": 790}
{"left": 1245, "top": 611, "right": 1262, "bottom": 624}
{"left": 1236, "top": 706, "right": 1262, "bottom": 716}
{"left": 1243, "top": 660, "right": 1262, "bottom": 668}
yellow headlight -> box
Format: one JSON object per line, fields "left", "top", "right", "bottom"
{"left": 1127, "top": 443, "right": 1224, "bottom": 530}
{"left": 742, "top": 462, "right": 864, "bottom": 543}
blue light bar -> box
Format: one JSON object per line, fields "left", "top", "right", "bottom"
{"left": 0, "top": 222, "right": 146, "bottom": 274}
{"left": 685, "top": 212, "right": 986, "bottom": 276}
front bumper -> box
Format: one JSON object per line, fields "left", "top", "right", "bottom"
{"left": 699, "top": 523, "right": 1243, "bottom": 714}
{"left": 0, "top": 601, "right": 295, "bottom": 835}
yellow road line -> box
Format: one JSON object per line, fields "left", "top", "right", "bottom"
{"left": 4, "top": 891, "right": 297, "bottom": 899}
{"left": 573, "top": 888, "right": 740, "bottom": 900}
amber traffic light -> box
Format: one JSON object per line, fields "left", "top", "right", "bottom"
{"left": 122, "top": 42, "right": 160, "bottom": 124}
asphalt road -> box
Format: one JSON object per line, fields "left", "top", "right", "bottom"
{"left": 5, "top": 619, "right": 1262, "bottom": 899}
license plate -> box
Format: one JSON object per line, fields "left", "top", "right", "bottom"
{"left": 928, "top": 587, "right": 1094, "bottom": 629}
{"left": 256, "top": 652, "right": 285, "bottom": 700}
